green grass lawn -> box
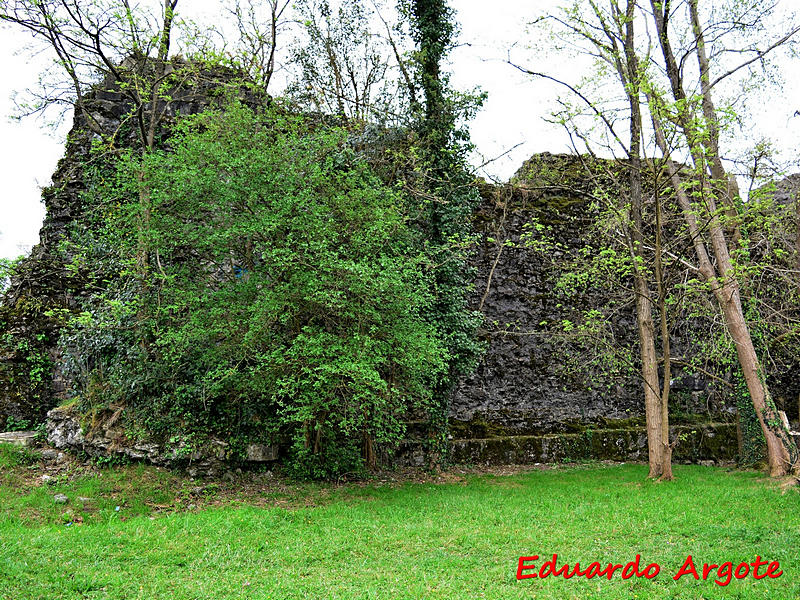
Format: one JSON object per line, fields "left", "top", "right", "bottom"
{"left": 0, "top": 445, "right": 798, "bottom": 599}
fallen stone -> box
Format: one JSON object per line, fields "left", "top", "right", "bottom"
{"left": 210, "top": 440, "right": 229, "bottom": 461}
{"left": 0, "top": 431, "right": 37, "bottom": 447}
{"left": 41, "top": 474, "right": 54, "bottom": 484}
{"left": 46, "top": 407, "right": 85, "bottom": 449}
{"left": 41, "top": 449, "right": 60, "bottom": 461}
{"left": 53, "top": 494, "right": 68, "bottom": 504}
{"left": 245, "top": 443, "right": 278, "bottom": 462}
{"left": 698, "top": 460, "right": 715, "bottom": 467}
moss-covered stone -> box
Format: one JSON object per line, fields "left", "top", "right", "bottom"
{"left": 446, "top": 422, "right": 737, "bottom": 465}
{"left": 447, "top": 413, "right": 720, "bottom": 439}
{"left": 0, "top": 291, "right": 64, "bottom": 427}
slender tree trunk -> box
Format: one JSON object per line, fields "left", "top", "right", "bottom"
{"left": 364, "top": 431, "right": 376, "bottom": 469}
{"left": 796, "top": 190, "right": 800, "bottom": 286}
{"left": 264, "top": 0, "right": 279, "bottom": 90}
{"left": 654, "top": 179, "right": 673, "bottom": 480}
{"left": 618, "top": 0, "right": 669, "bottom": 478}
{"left": 136, "top": 169, "right": 151, "bottom": 275}
{"left": 650, "top": 105, "right": 796, "bottom": 476}
{"left": 648, "top": 0, "right": 797, "bottom": 476}
{"left": 158, "top": 0, "right": 178, "bottom": 63}
{"left": 688, "top": 0, "right": 742, "bottom": 244}
{"left": 629, "top": 167, "right": 665, "bottom": 478}
{"left": 634, "top": 273, "right": 665, "bottom": 478}
{"left": 629, "top": 117, "right": 665, "bottom": 478}
{"left": 136, "top": 0, "right": 178, "bottom": 276}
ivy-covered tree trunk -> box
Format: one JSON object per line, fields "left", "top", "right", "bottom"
{"left": 407, "top": 0, "right": 482, "bottom": 465}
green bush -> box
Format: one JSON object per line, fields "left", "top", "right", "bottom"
{"left": 62, "top": 102, "right": 447, "bottom": 477}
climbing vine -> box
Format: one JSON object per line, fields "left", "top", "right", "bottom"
{"left": 401, "top": 0, "right": 486, "bottom": 464}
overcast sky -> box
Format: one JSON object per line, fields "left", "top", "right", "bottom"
{"left": 1, "top": 0, "right": 798, "bottom": 260}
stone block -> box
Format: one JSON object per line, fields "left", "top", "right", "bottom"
{"left": 246, "top": 443, "right": 278, "bottom": 462}
{"left": 0, "top": 431, "right": 37, "bottom": 447}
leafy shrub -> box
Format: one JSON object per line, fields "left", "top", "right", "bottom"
{"left": 62, "top": 102, "right": 447, "bottom": 477}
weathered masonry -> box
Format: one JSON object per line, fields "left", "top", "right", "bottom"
{"left": 3, "top": 82, "right": 798, "bottom": 466}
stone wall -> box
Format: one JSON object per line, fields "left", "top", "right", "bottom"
{"left": 0, "top": 61, "right": 258, "bottom": 427}
{"left": 3, "top": 75, "right": 795, "bottom": 466}
{"left": 452, "top": 154, "right": 731, "bottom": 427}
{"left": 46, "top": 405, "right": 277, "bottom": 475}
{"left": 443, "top": 153, "right": 739, "bottom": 465}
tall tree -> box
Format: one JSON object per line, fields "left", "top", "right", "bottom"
{"left": 1, "top": 0, "right": 196, "bottom": 276}
{"left": 289, "top": 0, "right": 409, "bottom": 123}
{"left": 519, "top": 0, "right": 799, "bottom": 478}
{"left": 514, "top": 0, "right": 675, "bottom": 479}
{"left": 404, "top": 0, "right": 484, "bottom": 464}
{"left": 0, "top": 0, "right": 184, "bottom": 149}
{"left": 645, "top": 0, "right": 800, "bottom": 476}
{"left": 227, "top": 0, "right": 291, "bottom": 92}
{"left": 618, "top": 0, "right": 674, "bottom": 479}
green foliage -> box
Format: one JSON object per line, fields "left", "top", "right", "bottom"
{"left": 4, "top": 415, "right": 31, "bottom": 432}
{"left": 0, "top": 442, "right": 40, "bottom": 468}
{"left": 735, "top": 372, "right": 766, "bottom": 468}
{"left": 0, "top": 293, "right": 57, "bottom": 423}
{"left": 402, "top": 0, "right": 486, "bottom": 461}
{"left": 0, "top": 256, "right": 23, "bottom": 293}
{"left": 62, "top": 102, "right": 447, "bottom": 478}
{"left": 518, "top": 195, "right": 638, "bottom": 394}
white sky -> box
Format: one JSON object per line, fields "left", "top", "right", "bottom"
{"left": 1, "top": 0, "right": 798, "bottom": 260}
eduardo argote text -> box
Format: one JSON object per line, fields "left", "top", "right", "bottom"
{"left": 517, "top": 554, "right": 783, "bottom": 587}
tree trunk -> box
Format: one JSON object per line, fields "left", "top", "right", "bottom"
{"left": 688, "top": 0, "right": 742, "bottom": 245}
{"left": 650, "top": 105, "right": 796, "bottom": 476}
{"left": 648, "top": 0, "right": 797, "bottom": 476}
{"left": 619, "top": 0, "right": 669, "bottom": 478}
{"left": 136, "top": 168, "right": 151, "bottom": 275}
{"left": 634, "top": 273, "right": 666, "bottom": 478}
{"left": 158, "top": 0, "right": 178, "bottom": 63}
{"left": 717, "top": 288, "right": 793, "bottom": 476}
{"left": 796, "top": 189, "right": 800, "bottom": 287}
{"left": 654, "top": 179, "right": 673, "bottom": 480}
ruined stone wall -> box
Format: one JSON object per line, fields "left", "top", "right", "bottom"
{"left": 446, "top": 153, "right": 739, "bottom": 464}
{"left": 3, "top": 77, "right": 793, "bottom": 465}
{"left": 0, "top": 61, "right": 257, "bottom": 427}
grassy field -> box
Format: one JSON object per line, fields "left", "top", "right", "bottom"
{"left": 0, "top": 444, "right": 798, "bottom": 599}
